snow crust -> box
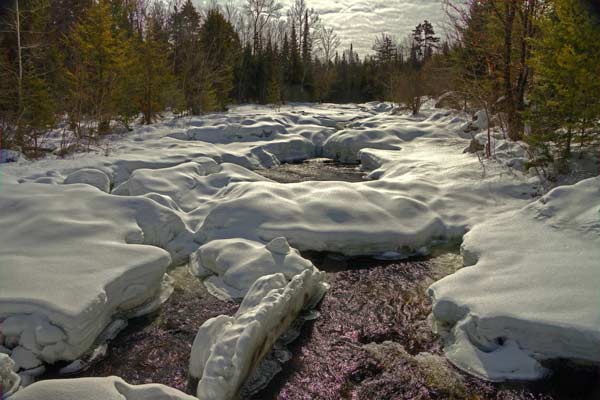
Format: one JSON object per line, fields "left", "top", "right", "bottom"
{"left": 189, "top": 269, "right": 327, "bottom": 399}
{"left": 429, "top": 176, "right": 600, "bottom": 381}
{"left": 10, "top": 376, "right": 196, "bottom": 400}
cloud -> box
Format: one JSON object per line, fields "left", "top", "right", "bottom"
{"left": 194, "top": 0, "right": 446, "bottom": 56}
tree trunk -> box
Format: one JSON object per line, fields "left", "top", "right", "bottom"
{"left": 502, "top": 1, "right": 520, "bottom": 141}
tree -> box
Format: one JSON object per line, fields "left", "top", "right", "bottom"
{"left": 315, "top": 26, "right": 340, "bottom": 64}
{"left": 527, "top": 0, "right": 600, "bottom": 169}
{"left": 199, "top": 8, "right": 241, "bottom": 110}
{"left": 244, "top": 0, "right": 282, "bottom": 53}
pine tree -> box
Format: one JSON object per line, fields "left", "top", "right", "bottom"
{"left": 67, "top": 0, "right": 123, "bottom": 135}
{"left": 199, "top": 8, "right": 241, "bottom": 110}
{"left": 527, "top": 0, "right": 600, "bottom": 169}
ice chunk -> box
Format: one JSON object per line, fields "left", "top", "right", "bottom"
{"left": 0, "top": 353, "right": 20, "bottom": 397}
{"left": 190, "top": 269, "right": 327, "bottom": 399}
{"left": 0, "top": 183, "right": 193, "bottom": 363}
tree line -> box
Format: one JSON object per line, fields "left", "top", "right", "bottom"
{"left": 1, "top": 0, "right": 599, "bottom": 172}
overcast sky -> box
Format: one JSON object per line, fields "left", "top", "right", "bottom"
{"left": 194, "top": 0, "right": 447, "bottom": 56}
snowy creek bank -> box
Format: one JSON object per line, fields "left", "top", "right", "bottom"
{"left": 1, "top": 102, "right": 599, "bottom": 398}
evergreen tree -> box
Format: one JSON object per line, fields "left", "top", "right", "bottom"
{"left": 527, "top": 0, "right": 600, "bottom": 168}
{"left": 199, "top": 8, "right": 241, "bottom": 110}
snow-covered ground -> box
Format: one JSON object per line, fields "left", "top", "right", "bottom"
{"left": 1, "top": 101, "right": 596, "bottom": 397}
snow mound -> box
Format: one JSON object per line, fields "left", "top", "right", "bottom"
{"left": 10, "top": 376, "right": 196, "bottom": 400}
{"left": 125, "top": 159, "right": 269, "bottom": 212}
{"left": 199, "top": 180, "right": 448, "bottom": 256}
{"left": 429, "top": 176, "right": 600, "bottom": 381}
{"left": 63, "top": 168, "right": 111, "bottom": 192}
{"left": 0, "top": 183, "right": 194, "bottom": 365}
{"left": 189, "top": 237, "right": 318, "bottom": 301}
{"left": 189, "top": 269, "right": 327, "bottom": 399}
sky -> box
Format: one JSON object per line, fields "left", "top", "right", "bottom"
{"left": 194, "top": 0, "right": 447, "bottom": 56}
{"left": 294, "top": 0, "right": 446, "bottom": 56}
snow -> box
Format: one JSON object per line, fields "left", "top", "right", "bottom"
{"left": 428, "top": 176, "right": 600, "bottom": 381}
{"left": 189, "top": 237, "right": 319, "bottom": 301}
{"left": 189, "top": 269, "right": 327, "bottom": 399}
{"left": 0, "top": 182, "right": 194, "bottom": 366}
{"left": 2, "top": 101, "right": 588, "bottom": 393}
{"left": 0, "top": 353, "right": 20, "bottom": 397}
{"left": 63, "top": 168, "right": 111, "bottom": 193}
{"left": 10, "top": 376, "right": 196, "bottom": 400}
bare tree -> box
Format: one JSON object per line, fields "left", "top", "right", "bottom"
{"left": 287, "top": 0, "right": 319, "bottom": 49}
{"left": 244, "top": 0, "right": 282, "bottom": 53}
{"left": 315, "top": 25, "right": 340, "bottom": 64}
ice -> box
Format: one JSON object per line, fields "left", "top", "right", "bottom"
{"left": 0, "top": 182, "right": 194, "bottom": 365}
{"left": 189, "top": 269, "right": 327, "bottom": 399}
{"left": 0, "top": 353, "right": 20, "bottom": 397}
{"left": 10, "top": 376, "right": 197, "bottom": 400}
{"left": 189, "top": 237, "right": 318, "bottom": 301}
{"left": 429, "top": 176, "right": 600, "bottom": 381}
{"left": 63, "top": 168, "right": 111, "bottom": 193}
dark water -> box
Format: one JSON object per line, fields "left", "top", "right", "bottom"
{"left": 255, "top": 158, "right": 367, "bottom": 183}
{"left": 248, "top": 252, "right": 600, "bottom": 400}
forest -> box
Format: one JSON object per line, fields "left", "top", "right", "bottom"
{"left": 1, "top": 0, "right": 599, "bottom": 171}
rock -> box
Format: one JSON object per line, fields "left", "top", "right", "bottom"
{"left": 463, "top": 139, "right": 484, "bottom": 154}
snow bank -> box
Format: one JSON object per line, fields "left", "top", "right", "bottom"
{"left": 189, "top": 269, "right": 327, "bottom": 399}
{"left": 0, "top": 182, "right": 194, "bottom": 366}
{"left": 428, "top": 176, "right": 600, "bottom": 381}
{"left": 189, "top": 237, "right": 318, "bottom": 301}
{"left": 10, "top": 376, "right": 196, "bottom": 400}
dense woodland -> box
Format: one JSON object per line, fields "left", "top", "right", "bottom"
{"left": 0, "top": 0, "right": 599, "bottom": 171}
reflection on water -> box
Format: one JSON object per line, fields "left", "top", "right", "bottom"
{"left": 255, "top": 158, "right": 367, "bottom": 183}
{"left": 249, "top": 252, "right": 600, "bottom": 400}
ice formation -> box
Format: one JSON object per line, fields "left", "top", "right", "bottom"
{"left": 189, "top": 269, "right": 327, "bottom": 399}
{"left": 429, "top": 176, "right": 600, "bottom": 381}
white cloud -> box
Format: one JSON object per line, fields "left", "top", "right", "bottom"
{"left": 193, "top": 0, "right": 446, "bottom": 56}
